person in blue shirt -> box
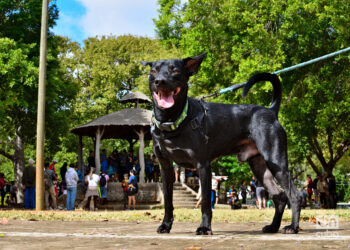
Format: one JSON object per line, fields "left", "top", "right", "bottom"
{"left": 100, "top": 149, "right": 108, "bottom": 174}
{"left": 74, "top": 165, "right": 83, "bottom": 183}
{"left": 127, "top": 170, "right": 138, "bottom": 210}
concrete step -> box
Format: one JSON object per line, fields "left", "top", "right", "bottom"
{"left": 173, "top": 190, "right": 193, "bottom": 195}
{"left": 173, "top": 195, "right": 197, "bottom": 200}
{"left": 173, "top": 202, "right": 197, "bottom": 207}
{"left": 174, "top": 204, "right": 197, "bottom": 209}
{"left": 173, "top": 197, "right": 197, "bottom": 201}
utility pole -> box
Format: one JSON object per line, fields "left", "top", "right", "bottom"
{"left": 35, "top": 0, "right": 49, "bottom": 211}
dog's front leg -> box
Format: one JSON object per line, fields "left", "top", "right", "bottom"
{"left": 157, "top": 158, "right": 174, "bottom": 233}
{"left": 196, "top": 162, "right": 213, "bottom": 235}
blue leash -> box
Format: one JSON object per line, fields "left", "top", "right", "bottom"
{"left": 202, "top": 47, "right": 350, "bottom": 98}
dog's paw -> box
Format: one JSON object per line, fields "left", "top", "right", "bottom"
{"left": 157, "top": 223, "right": 171, "bottom": 234}
{"left": 262, "top": 224, "right": 279, "bottom": 233}
{"left": 282, "top": 225, "right": 299, "bottom": 234}
{"left": 196, "top": 226, "right": 213, "bottom": 235}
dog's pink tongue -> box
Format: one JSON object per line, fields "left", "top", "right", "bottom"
{"left": 158, "top": 95, "right": 174, "bottom": 109}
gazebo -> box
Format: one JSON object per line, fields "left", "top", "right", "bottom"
{"left": 119, "top": 91, "right": 151, "bottom": 108}
{"left": 71, "top": 92, "right": 152, "bottom": 183}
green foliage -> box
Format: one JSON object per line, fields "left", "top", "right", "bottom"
{"left": 0, "top": 157, "right": 14, "bottom": 181}
{"left": 212, "top": 156, "right": 251, "bottom": 188}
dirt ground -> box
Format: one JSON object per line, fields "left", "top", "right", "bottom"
{"left": 0, "top": 219, "right": 349, "bottom": 250}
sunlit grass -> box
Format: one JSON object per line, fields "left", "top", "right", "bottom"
{"left": 0, "top": 208, "right": 349, "bottom": 223}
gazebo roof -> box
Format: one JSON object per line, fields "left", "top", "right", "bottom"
{"left": 119, "top": 91, "right": 151, "bottom": 104}
{"left": 71, "top": 108, "right": 152, "bottom": 140}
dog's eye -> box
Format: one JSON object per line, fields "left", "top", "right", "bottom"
{"left": 170, "top": 68, "right": 180, "bottom": 74}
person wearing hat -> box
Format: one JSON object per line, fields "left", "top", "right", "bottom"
{"left": 22, "top": 159, "right": 36, "bottom": 209}
{"left": 49, "top": 159, "right": 57, "bottom": 174}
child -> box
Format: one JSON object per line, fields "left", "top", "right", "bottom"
{"left": 127, "top": 170, "right": 138, "bottom": 210}
{"left": 121, "top": 174, "right": 129, "bottom": 210}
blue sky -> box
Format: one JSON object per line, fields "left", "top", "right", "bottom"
{"left": 52, "top": 0, "right": 159, "bottom": 45}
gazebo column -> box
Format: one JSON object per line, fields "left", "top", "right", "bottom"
{"left": 77, "top": 135, "right": 83, "bottom": 173}
{"left": 135, "top": 128, "right": 145, "bottom": 183}
{"left": 95, "top": 126, "right": 104, "bottom": 174}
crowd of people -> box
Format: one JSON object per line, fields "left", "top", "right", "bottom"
{"left": 223, "top": 174, "right": 339, "bottom": 210}
{"left": 0, "top": 151, "right": 342, "bottom": 212}
{"left": 11, "top": 149, "right": 151, "bottom": 211}
{"left": 303, "top": 174, "right": 337, "bottom": 209}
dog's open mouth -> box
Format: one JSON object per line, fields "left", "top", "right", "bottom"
{"left": 153, "top": 87, "right": 181, "bottom": 109}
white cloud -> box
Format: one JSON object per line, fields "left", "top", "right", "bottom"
{"left": 77, "top": 0, "right": 159, "bottom": 38}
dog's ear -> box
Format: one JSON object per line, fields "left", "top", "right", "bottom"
{"left": 140, "top": 61, "right": 153, "bottom": 67}
{"left": 183, "top": 52, "right": 207, "bottom": 76}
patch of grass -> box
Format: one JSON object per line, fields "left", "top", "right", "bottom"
{"left": 0, "top": 208, "right": 349, "bottom": 223}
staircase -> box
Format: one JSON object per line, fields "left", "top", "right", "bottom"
{"left": 172, "top": 183, "right": 198, "bottom": 208}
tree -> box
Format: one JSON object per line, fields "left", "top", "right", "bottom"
{"left": 154, "top": 0, "right": 350, "bottom": 176}
{"left": 0, "top": 0, "right": 78, "bottom": 202}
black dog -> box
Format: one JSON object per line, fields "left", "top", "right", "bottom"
{"left": 141, "top": 53, "right": 302, "bottom": 235}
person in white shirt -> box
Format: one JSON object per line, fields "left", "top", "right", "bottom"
{"left": 65, "top": 164, "right": 79, "bottom": 211}
{"left": 85, "top": 168, "right": 100, "bottom": 211}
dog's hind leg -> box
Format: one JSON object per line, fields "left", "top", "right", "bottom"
{"left": 157, "top": 158, "right": 175, "bottom": 233}
{"left": 248, "top": 155, "right": 288, "bottom": 233}
{"left": 273, "top": 167, "right": 302, "bottom": 234}
{"left": 196, "top": 161, "right": 213, "bottom": 235}
{"left": 253, "top": 124, "right": 303, "bottom": 234}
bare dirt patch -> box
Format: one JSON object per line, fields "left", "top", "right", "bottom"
{"left": 0, "top": 219, "right": 349, "bottom": 250}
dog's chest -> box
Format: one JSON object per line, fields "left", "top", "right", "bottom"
{"left": 154, "top": 133, "right": 198, "bottom": 164}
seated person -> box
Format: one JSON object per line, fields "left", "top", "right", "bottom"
{"left": 227, "top": 185, "right": 241, "bottom": 209}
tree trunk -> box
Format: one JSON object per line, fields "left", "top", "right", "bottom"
{"left": 13, "top": 126, "right": 25, "bottom": 203}
{"left": 136, "top": 128, "right": 145, "bottom": 184}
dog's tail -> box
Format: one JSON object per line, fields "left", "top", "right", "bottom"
{"left": 242, "top": 73, "right": 282, "bottom": 116}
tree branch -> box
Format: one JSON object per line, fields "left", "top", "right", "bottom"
{"left": 306, "top": 156, "right": 322, "bottom": 176}
{"left": 333, "top": 139, "right": 349, "bottom": 163}
{"left": 308, "top": 137, "right": 328, "bottom": 168}
{"left": 0, "top": 149, "right": 14, "bottom": 161}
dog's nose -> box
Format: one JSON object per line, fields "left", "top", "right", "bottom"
{"left": 155, "top": 79, "right": 165, "bottom": 86}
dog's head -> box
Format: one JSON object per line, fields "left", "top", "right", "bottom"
{"left": 141, "top": 53, "right": 207, "bottom": 112}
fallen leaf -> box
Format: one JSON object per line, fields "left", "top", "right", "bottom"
{"left": 311, "top": 217, "right": 317, "bottom": 224}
